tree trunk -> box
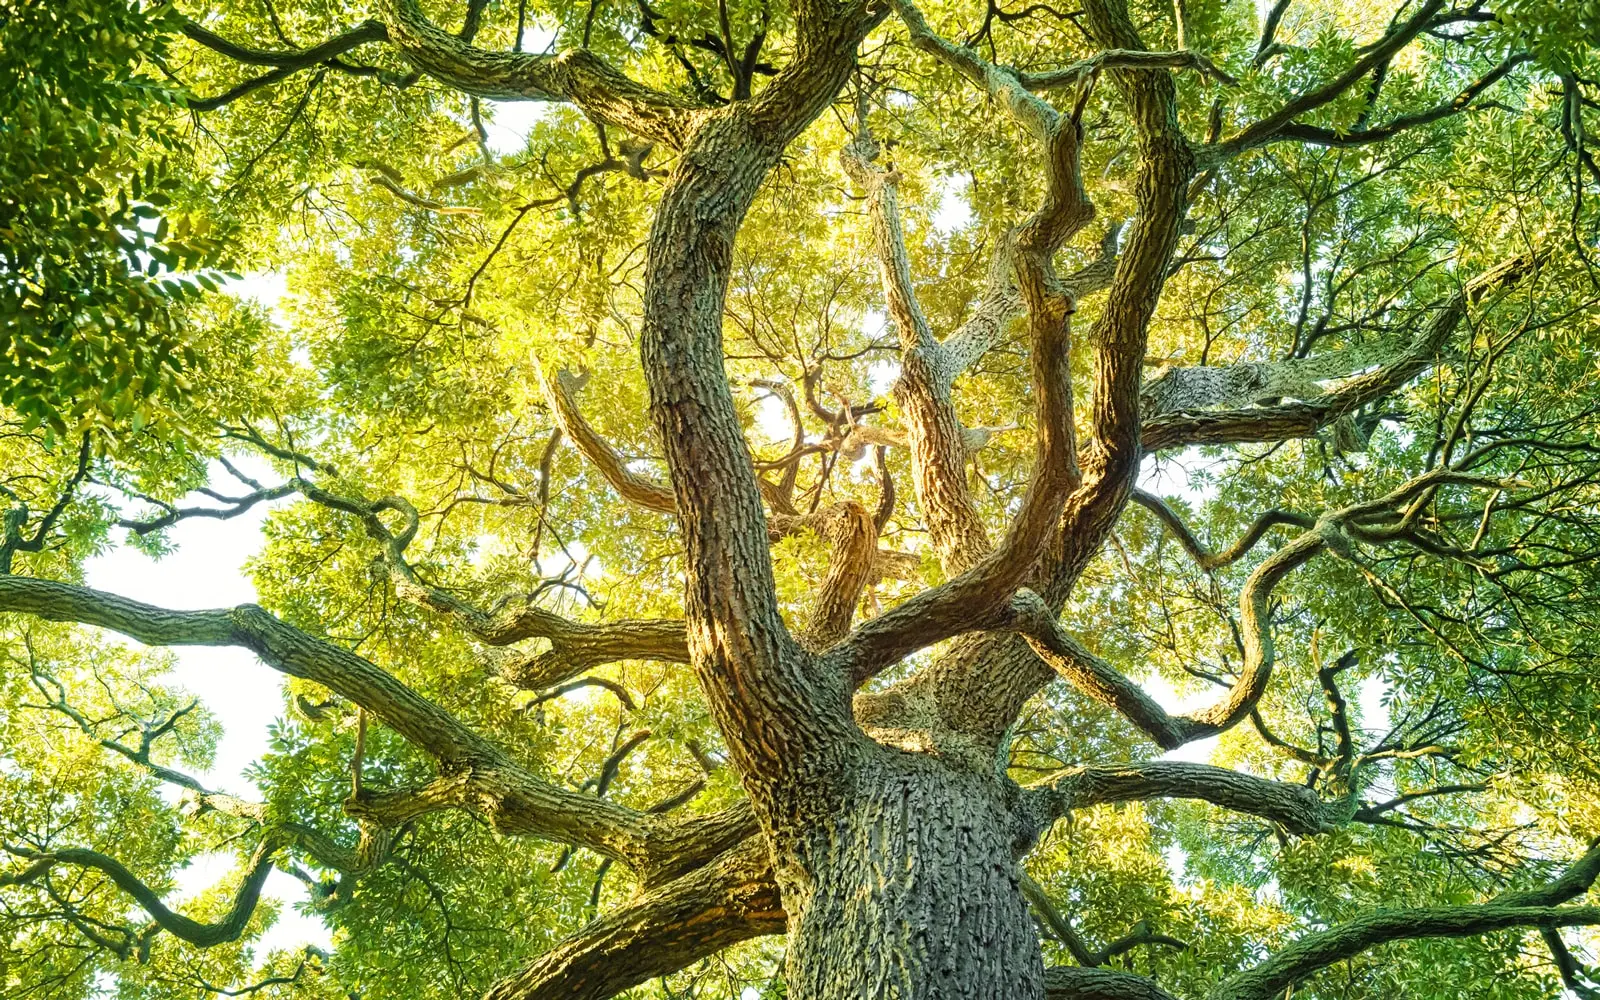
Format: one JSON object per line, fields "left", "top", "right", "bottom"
{"left": 777, "top": 749, "right": 1046, "bottom": 999}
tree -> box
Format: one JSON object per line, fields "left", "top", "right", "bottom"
{"left": 2, "top": 0, "right": 1600, "bottom": 996}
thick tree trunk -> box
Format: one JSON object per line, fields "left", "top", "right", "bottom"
{"left": 777, "top": 749, "right": 1046, "bottom": 999}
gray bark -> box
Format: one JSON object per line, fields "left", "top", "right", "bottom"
{"left": 781, "top": 750, "right": 1045, "bottom": 1000}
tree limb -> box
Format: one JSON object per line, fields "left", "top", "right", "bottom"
{"left": 1029, "top": 760, "right": 1335, "bottom": 836}
{"left": 1131, "top": 490, "right": 1314, "bottom": 571}
{"left": 1207, "top": 0, "right": 1448, "bottom": 160}
{"left": 482, "top": 839, "right": 782, "bottom": 1000}
{"left": 0, "top": 575, "right": 695, "bottom": 874}
{"left": 1142, "top": 251, "right": 1544, "bottom": 452}
{"left": 2, "top": 838, "right": 280, "bottom": 953}
{"left": 1211, "top": 841, "right": 1600, "bottom": 1000}
{"left": 1045, "top": 966, "right": 1181, "bottom": 1000}
{"left": 376, "top": 0, "right": 706, "bottom": 147}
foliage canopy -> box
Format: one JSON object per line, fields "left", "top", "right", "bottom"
{"left": 2, "top": 0, "right": 1600, "bottom": 997}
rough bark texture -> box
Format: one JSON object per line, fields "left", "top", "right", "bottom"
{"left": 782, "top": 750, "right": 1044, "bottom": 1000}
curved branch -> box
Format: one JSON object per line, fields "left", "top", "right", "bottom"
{"left": 1142, "top": 250, "right": 1543, "bottom": 453}
{"left": 0, "top": 575, "right": 680, "bottom": 871}
{"left": 788, "top": 501, "right": 879, "bottom": 648}
{"left": 116, "top": 483, "right": 298, "bottom": 535}
{"left": 1025, "top": 874, "right": 1189, "bottom": 968}
{"left": 540, "top": 365, "right": 909, "bottom": 598}
{"left": 1132, "top": 490, "right": 1315, "bottom": 571}
{"left": 1, "top": 434, "right": 92, "bottom": 573}
{"left": 482, "top": 839, "right": 782, "bottom": 1000}
{"left": 376, "top": 0, "right": 705, "bottom": 146}
{"left": 1004, "top": 0, "right": 1196, "bottom": 721}
{"left": 495, "top": 617, "right": 689, "bottom": 689}
{"left": 1014, "top": 519, "right": 1326, "bottom": 749}
{"left": 180, "top": 18, "right": 393, "bottom": 111}
{"left": 820, "top": 7, "right": 1105, "bottom": 682}
{"left": 527, "top": 675, "right": 638, "bottom": 711}
{"left": 4, "top": 838, "right": 280, "bottom": 951}
{"left": 540, "top": 367, "right": 676, "bottom": 514}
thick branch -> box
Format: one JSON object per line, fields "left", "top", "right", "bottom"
{"left": 787, "top": 501, "right": 879, "bottom": 648}
{"left": 377, "top": 0, "right": 705, "bottom": 146}
{"left": 839, "top": 0, "right": 1191, "bottom": 744}
{"left": 821, "top": 7, "right": 1103, "bottom": 680}
{"left": 1142, "top": 251, "right": 1544, "bottom": 452}
{"left": 483, "top": 839, "right": 782, "bottom": 1000}
{"left": 1030, "top": 760, "right": 1335, "bottom": 836}
{"left": 0, "top": 575, "right": 682, "bottom": 871}
{"left": 633, "top": 1, "right": 884, "bottom": 796}
{"left": 841, "top": 108, "right": 995, "bottom": 572}
{"left": 1139, "top": 338, "right": 1398, "bottom": 416}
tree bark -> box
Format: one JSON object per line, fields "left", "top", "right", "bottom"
{"left": 778, "top": 748, "right": 1045, "bottom": 999}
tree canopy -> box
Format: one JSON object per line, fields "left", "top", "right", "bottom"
{"left": 2, "top": 0, "right": 1600, "bottom": 996}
